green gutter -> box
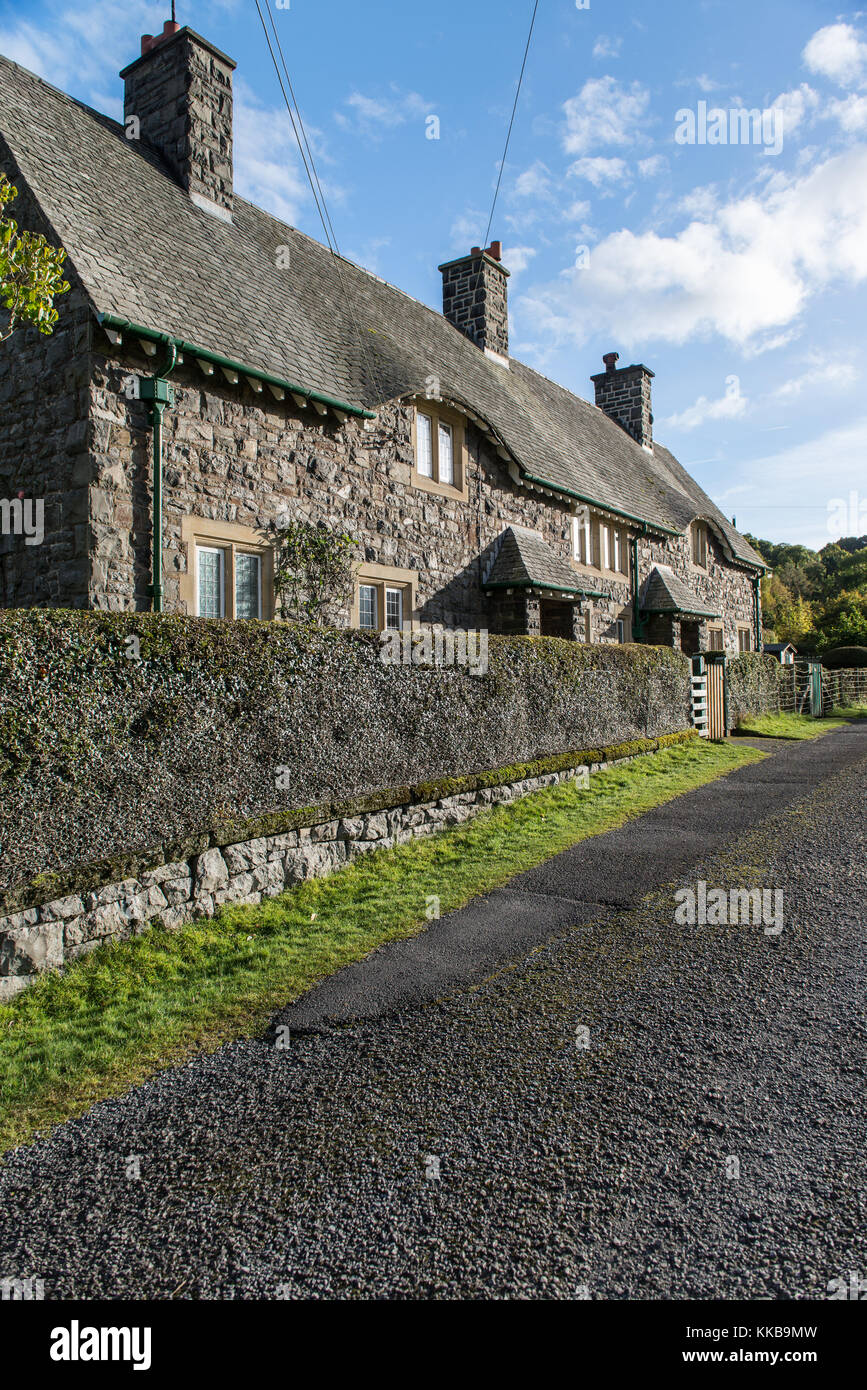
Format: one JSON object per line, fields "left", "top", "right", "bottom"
{"left": 97, "top": 314, "right": 376, "bottom": 419}
{"left": 753, "top": 572, "right": 763, "bottom": 649}
{"left": 518, "top": 467, "right": 681, "bottom": 537}
{"left": 483, "top": 579, "right": 605, "bottom": 598}
{"left": 140, "top": 344, "right": 178, "bottom": 613}
{"left": 630, "top": 532, "right": 647, "bottom": 643}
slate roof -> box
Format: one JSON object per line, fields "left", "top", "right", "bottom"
{"left": 641, "top": 565, "right": 721, "bottom": 618}
{"left": 484, "top": 526, "right": 602, "bottom": 596}
{"left": 0, "top": 52, "right": 766, "bottom": 570}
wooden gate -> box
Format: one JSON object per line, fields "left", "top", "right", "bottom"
{"left": 704, "top": 652, "right": 727, "bottom": 740}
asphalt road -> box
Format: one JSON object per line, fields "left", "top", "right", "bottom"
{"left": 1, "top": 723, "right": 865, "bottom": 1300}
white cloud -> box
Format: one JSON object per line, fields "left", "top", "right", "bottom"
{"left": 0, "top": 0, "right": 163, "bottom": 103}
{"left": 518, "top": 145, "right": 867, "bottom": 352}
{"left": 769, "top": 360, "right": 858, "bottom": 400}
{"left": 727, "top": 417, "right": 867, "bottom": 547}
{"left": 829, "top": 92, "right": 867, "bottom": 133}
{"left": 803, "top": 22, "right": 867, "bottom": 88}
{"left": 770, "top": 84, "right": 820, "bottom": 139}
{"left": 503, "top": 245, "right": 537, "bottom": 275}
{"left": 512, "top": 161, "right": 552, "bottom": 198}
{"left": 592, "top": 36, "right": 622, "bottom": 61}
{"left": 567, "top": 156, "right": 630, "bottom": 187}
{"left": 233, "top": 78, "right": 314, "bottom": 225}
{"left": 334, "top": 87, "right": 431, "bottom": 138}
{"left": 561, "top": 199, "right": 591, "bottom": 222}
{"left": 562, "top": 76, "right": 650, "bottom": 156}
{"left": 676, "top": 75, "right": 725, "bottom": 94}
{"left": 638, "top": 155, "right": 668, "bottom": 178}
{"left": 663, "top": 376, "right": 747, "bottom": 430}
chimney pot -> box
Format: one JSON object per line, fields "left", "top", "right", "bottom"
{"left": 603, "top": 351, "right": 620, "bottom": 373}
{"left": 488, "top": 240, "right": 502, "bottom": 261}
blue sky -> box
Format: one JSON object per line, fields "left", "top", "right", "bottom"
{"left": 2, "top": 0, "right": 866, "bottom": 548}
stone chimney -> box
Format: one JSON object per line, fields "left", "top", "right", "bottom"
{"left": 439, "top": 242, "right": 510, "bottom": 365}
{"left": 591, "top": 351, "right": 654, "bottom": 450}
{"left": 120, "top": 22, "right": 236, "bottom": 223}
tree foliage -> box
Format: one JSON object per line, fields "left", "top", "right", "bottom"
{"left": 747, "top": 532, "right": 867, "bottom": 653}
{"left": 262, "top": 516, "right": 358, "bottom": 625}
{"left": 0, "top": 173, "right": 70, "bottom": 342}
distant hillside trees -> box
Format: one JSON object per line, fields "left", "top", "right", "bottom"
{"left": 746, "top": 533, "right": 867, "bottom": 652}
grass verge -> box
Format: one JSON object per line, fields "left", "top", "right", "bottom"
{"left": 0, "top": 737, "right": 764, "bottom": 1156}
{"left": 829, "top": 705, "right": 867, "bottom": 719}
{"left": 734, "top": 711, "right": 853, "bottom": 740}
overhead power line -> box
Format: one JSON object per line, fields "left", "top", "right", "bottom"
{"left": 484, "top": 0, "right": 540, "bottom": 248}
{"left": 252, "top": 0, "right": 386, "bottom": 405}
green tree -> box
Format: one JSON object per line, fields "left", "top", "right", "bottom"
{"left": 0, "top": 173, "right": 70, "bottom": 341}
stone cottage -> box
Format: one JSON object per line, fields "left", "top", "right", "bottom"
{"left": 0, "top": 19, "right": 766, "bottom": 654}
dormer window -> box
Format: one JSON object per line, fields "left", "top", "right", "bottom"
{"left": 691, "top": 521, "right": 708, "bottom": 569}
{"left": 412, "top": 403, "right": 468, "bottom": 499}
{"left": 572, "top": 510, "right": 629, "bottom": 576}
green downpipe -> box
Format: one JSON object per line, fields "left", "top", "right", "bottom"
{"left": 141, "top": 343, "right": 178, "bottom": 613}
{"left": 631, "top": 530, "right": 648, "bottom": 642}
{"left": 753, "top": 572, "right": 763, "bottom": 650}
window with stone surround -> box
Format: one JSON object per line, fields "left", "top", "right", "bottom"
{"left": 354, "top": 563, "right": 417, "bottom": 632}
{"left": 572, "top": 509, "right": 628, "bottom": 576}
{"left": 707, "top": 626, "right": 724, "bottom": 651}
{"left": 738, "top": 626, "right": 753, "bottom": 652}
{"left": 181, "top": 517, "right": 273, "bottom": 620}
{"left": 691, "top": 521, "right": 708, "bottom": 569}
{"left": 412, "top": 402, "right": 468, "bottom": 499}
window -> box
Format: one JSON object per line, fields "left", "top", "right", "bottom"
{"left": 600, "top": 524, "right": 611, "bottom": 571}
{"left": 234, "top": 552, "right": 262, "bottom": 620}
{"left": 196, "top": 545, "right": 264, "bottom": 619}
{"left": 359, "top": 584, "right": 377, "bottom": 630}
{"left": 708, "top": 626, "right": 724, "bottom": 651}
{"left": 616, "top": 619, "right": 625, "bottom": 644}
{"left": 573, "top": 511, "right": 628, "bottom": 574}
{"left": 738, "top": 627, "right": 752, "bottom": 652}
{"left": 197, "top": 547, "right": 225, "bottom": 618}
{"left": 691, "top": 522, "right": 708, "bottom": 569}
{"left": 438, "top": 423, "right": 453, "bottom": 486}
{"left": 583, "top": 607, "right": 592, "bottom": 643}
{"left": 181, "top": 518, "right": 273, "bottom": 620}
{"left": 385, "top": 587, "right": 403, "bottom": 630}
{"left": 416, "top": 413, "right": 433, "bottom": 478}
{"left": 354, "top": 564, "right": 417, "bottom": 632}
{"left": 413, "top": 404, "right": 466, "bottom": 496}
{"left": 572, "top": 512, "right": 592, "bottom": 566}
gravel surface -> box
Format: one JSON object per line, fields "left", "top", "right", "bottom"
{"left": 1, "top": 724, "right": 865, "bottom": 1300}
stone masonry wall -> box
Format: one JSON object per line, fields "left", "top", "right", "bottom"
{"left": 86, "top": 338, "right": 574, "bottom": 625}
{"left": 440, "top": 252, "right": 510, "bottom": 358}
{"left": 639, "top": 530, "right": 758, "bottom": 652}
{"left": 122, "top": 29, "right": 235, "bottom": 215}
{"left": 0, "top": 141, "right": 93, "bottom": 609}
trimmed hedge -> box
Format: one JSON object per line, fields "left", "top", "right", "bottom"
{"left": 0, "top": 611, "right": 691, "bottom": 899}
{"left": 727, "top": 652, "right": 784, "bottom": 724}
{"left": 821, "top": 646, "right": 867, "bottom": 670}
{"left": 0, "top": 729, "right": 698, "bottom": 916}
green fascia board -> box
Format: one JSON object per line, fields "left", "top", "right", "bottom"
{"left": 517, "top": 467, "right": 681, "bottom": 537}
{"left": 484, "top": 578, "right": 602, "bottom": 597}
{"left": 97, "top": 313, "right": 376, "bottom": 419}
{"left": 642, "top": 604, "right": 721, "bottom": 618}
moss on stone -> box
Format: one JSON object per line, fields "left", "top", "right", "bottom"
{"left": 0, "top": 729, "right": 696, "bottom": 916}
